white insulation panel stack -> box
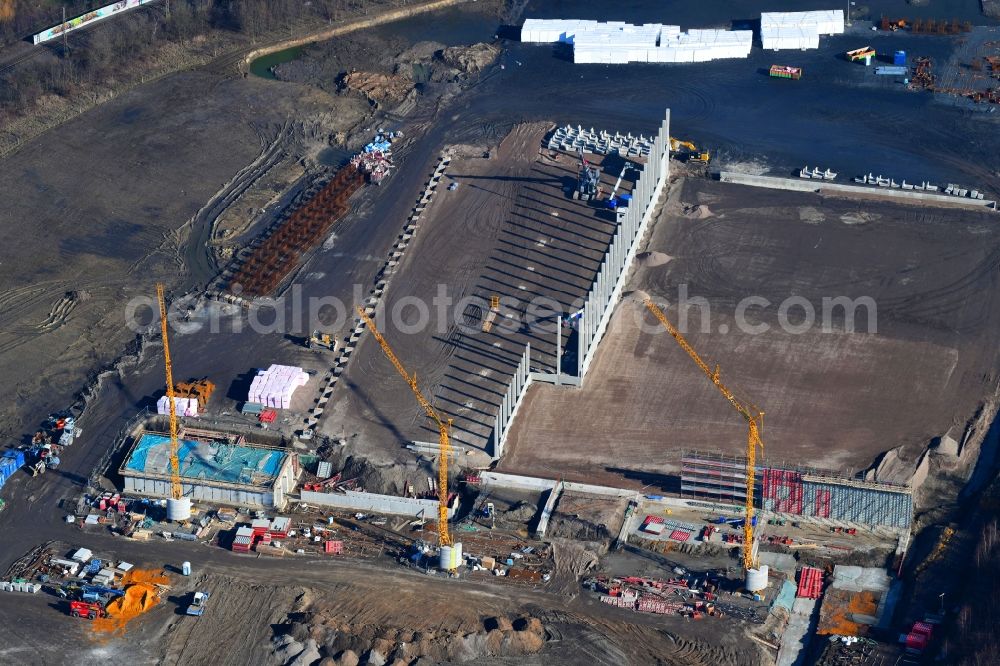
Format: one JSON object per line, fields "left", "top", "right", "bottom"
{"left": 247, "top": 364, "right": 309, "bottom": 410}
{"left": 522, "top": 19, "right": 751, "bottom": 64}
{"left": 156, "top": 396, "right": 199, "bottom": 417}
{"left": 760, "top": 10, "right": 844, "bottom": 51}
{"left": 520, "top": 19, "right": 602, "bottom": 44}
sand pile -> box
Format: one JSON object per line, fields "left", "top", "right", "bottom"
{"left": 92, "top": 568, "right": 170, "bottom": 635}
{"left": 439, "top": 43, "right": 500, "bottom": 74}
{"left": 342, "top": 72, "right": 414, "bottom": 104}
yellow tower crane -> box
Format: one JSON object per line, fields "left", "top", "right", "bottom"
{"left": 644, "top": 299, "right": 763, "bottom": 570}
{"left": 356, "top": 306, "right": 453, "bottom": 547}
{"left": 156, "top": 284, "right": 183, "bottom": 501}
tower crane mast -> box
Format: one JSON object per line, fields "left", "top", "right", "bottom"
{"left": 644, "top": 299, "right": 763, "bottom": 570}
{"left": 156, "top": 284, "right": 183, "bottom": 501}
{"left": 356, "top": 307, "right": 453, "bottom": 547}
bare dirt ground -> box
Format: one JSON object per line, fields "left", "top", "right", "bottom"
{"left": 501, "top": 177, "right": 1000, "bottom": 486}
{"left": 0, "top": 536, "right": 762, "bottom": 666}
{"left": 0, "top": 70, "right": 369, "bottom": 444}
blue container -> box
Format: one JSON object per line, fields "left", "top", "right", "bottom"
{"left": 2, "top": 449, "right": 25, "bottom": 468}
{"left": 893, "top": 50, "right": 906, "bottom": 66}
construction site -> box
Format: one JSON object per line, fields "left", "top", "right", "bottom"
{"left": 2, "top": 0, "right": 1000, "bottom": 665}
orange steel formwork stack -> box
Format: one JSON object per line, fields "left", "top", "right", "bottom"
{"left": 228, "top": 165, "right": 365, "bottom": 297}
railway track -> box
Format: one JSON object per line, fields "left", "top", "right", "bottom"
{"left": 0, "top": 3, "right": 166, "bottom": 78}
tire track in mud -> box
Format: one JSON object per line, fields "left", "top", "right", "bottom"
{"left": 164, "top": 122, "right": 292, "bottom": 289}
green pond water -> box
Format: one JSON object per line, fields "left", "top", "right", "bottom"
{"left": 249, "top": 46, "right": 305, "bottom": 79}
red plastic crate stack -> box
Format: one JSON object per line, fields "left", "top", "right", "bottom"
{"left": 796, "top": 566, "right": 824, "bottom": 599}
{"left": 641, "top": 515, "right": 665, "bottom": 531}
{"left": 600, "top": 595, "right": 635, "bottom": 609}
{"left": 669, "top": 529, "right": 691, "bottom": 542}
{"left": 637, "top": 596, "right": 681, "bottom": 614}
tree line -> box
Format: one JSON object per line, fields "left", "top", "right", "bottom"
{"left": 0, "top": 0, "right": 410, "bottom": 120}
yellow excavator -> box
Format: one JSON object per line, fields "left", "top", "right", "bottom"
{"left": 669, "top": 137, "right": 710, "bottom": 164}
{"left": 306, "top": 331, "right": 337, "bottom": 351}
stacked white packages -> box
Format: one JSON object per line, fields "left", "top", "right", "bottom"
{"left": 521, "top": 19, "right": 752, "bottom": 64}
{"left": 520, "top": 18, "right": 603, "bottom": 43}
{"left": 247, "top": 364, "right": 310, "bottom": 409}
{"left": 760, "top": 10, "right": 844, "bottom": 51}
{"left": 156, "top": 396, "right": 199, "bottom": 417}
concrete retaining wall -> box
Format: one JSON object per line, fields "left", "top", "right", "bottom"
{"left": 483, "top": 471, "right": 638, "bottom": 498}
{"left": 124, "top": 476, "right": 278, "bottom": 509}
{"left": 299, "top": 489, "right": 456, "bottom": 519}
{"left": 563, "top": 481, "right": 638, "bottom": 498}
{"left": 719, "top": 171, "right": 997, "bottom": 211}
{"left": 481, "top": 471, "right": 558, "bottom": 492}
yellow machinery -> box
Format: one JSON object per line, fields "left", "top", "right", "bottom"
{"left": 156, "top": 284, "right": 184, "bottom": 502}
{"left": 482, "top": 295, "right": 500, "bottom": 333}
{"left": 307, "top": 330, "right": 337, "bottom": 351}
{"left": 175, "top": 378, "right": 215, "bottom": 412}
{"left": 356, "top": 306, "right": 453, "bottom": 547}
{"left": 846, "top": 46, "right": 876, "bottom": 62}
{"left": 644, "top": 299, "right": 763, "bottom": 570}
{"left": 669, "top": 137, "right": 710, "bottom": 164}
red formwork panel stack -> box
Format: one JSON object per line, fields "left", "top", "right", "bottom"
{"left": 796, "top": 566, "right": 824, "bottom": 599}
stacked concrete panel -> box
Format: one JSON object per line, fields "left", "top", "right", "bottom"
{"left": 547, "top": 125, "right": 654, "bottom": 157}
{"left": 760, "top": 10, "right": 844, "bottom": 50}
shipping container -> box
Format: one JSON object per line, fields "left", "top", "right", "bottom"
{"left": 770, "top": 65, "right": 803, "bottom": 79}
{"left": 2, "top": 449, "right": 25, "bottom": 469}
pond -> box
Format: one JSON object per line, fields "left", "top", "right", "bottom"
{"left": 249, "top": 45, "right": 305, "bottom": 79}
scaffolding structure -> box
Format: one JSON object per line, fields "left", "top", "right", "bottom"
{"left": 680, "top": 450, "right": 913, "bottom": 529}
